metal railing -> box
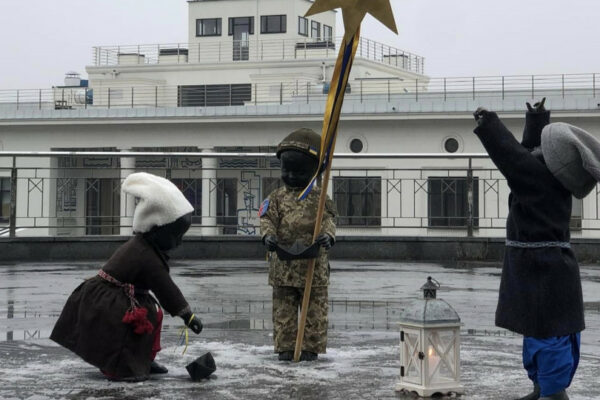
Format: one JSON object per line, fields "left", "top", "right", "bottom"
{"left": 1, "top": 73, "right": 598, "bottom": 114}
{"left": 91, "top": 37, "right": 425, "bottom": 74}
{"left": 0, "top": 151, "right": 596, "bottom": 238}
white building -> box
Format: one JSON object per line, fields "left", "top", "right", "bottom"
{"left": 0, "top": 0, "right": 599, "bottom": 239}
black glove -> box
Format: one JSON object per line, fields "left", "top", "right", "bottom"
{"left": 473, "top": 107, "right": 491, "bottom": 127}
{"left": 316, "top": 233, "right": 334, "bottom": 250}
{"left": 263, "top": 235, "right": 278, "bottom": 251}
{"left": 526, "top": 97, "right": 546, "bottom": 113}
{"left": 181, "top": 311, "right": 203, "bottom": 334}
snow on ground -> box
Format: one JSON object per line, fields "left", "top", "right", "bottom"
{"left": 0, "top": 260, "right": 599, "bottom": 399}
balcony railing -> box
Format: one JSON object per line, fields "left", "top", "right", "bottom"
{"left": 0, "top": 151, "right": 595, "bottom": 238}
{"left": 91, "top": 37, "right": 425, "bottom": 74}
{"left": 1, "top": 73, "right": 598, "bottom": 114}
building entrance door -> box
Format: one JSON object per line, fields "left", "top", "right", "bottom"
{"left": 231, "top": 17, "right": 252, "bottom": 61}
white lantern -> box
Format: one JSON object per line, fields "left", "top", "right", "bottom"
{"left": 396, "top": 277, "right": 464, "bottom": 397}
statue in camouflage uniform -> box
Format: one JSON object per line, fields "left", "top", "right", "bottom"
{"left": 260, "top": 128, "right": 337, "bottom": 362}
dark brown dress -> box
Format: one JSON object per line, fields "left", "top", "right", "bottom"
{"left": 50, "top": 235, "right": 191, "bottom": 379}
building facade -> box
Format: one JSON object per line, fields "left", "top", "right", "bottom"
{"left": 0, "top": 0, "right": 599, "bottom": 238}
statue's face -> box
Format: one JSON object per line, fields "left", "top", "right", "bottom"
{"left": 146, "top": 213, "right": 192, "bottom": 251}
{"left": 280, "top": 150, "right": 318, "bottom": 188}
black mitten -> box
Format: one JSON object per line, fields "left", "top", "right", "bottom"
{"left": 181, "top": 311, "right": 203, "bottom": 334}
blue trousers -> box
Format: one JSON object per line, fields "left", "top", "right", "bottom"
{"left": 523, "top": 333, "right": 581, "bottom": 397}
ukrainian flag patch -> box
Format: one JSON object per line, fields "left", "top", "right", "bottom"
{"left": 258, "top": 198, "right": 270, "bottom": 217}
{"left": 308, "top": 146, "right": 318, "bottom": 156}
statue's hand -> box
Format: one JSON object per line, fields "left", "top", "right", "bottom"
{"left": 526, "top": 97, "right": 546, "bottom": 112}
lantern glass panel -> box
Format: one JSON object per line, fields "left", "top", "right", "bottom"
{"left": 428, "top": 330, "right": 457, "bottom": 383}
{"left": 402, "top": 328, "right": 422, "bottom": 384}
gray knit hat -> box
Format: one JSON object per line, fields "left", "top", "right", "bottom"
{"left": 541, "top": 122, "right": 600, "bottom": 199}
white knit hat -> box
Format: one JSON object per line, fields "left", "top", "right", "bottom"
{"left": 122, "top": 172, "right": 194, "bottom": 233}
{"left": 541, "top": 122, "right": 600, "bottom": 199}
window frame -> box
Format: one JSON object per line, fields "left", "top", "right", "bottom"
{"left": 427, "top": 177, "right": 479, "bottom": 228}
{"left": 298, "top": 16, "right": 309, "bottom": 37}
{"left": 261, "top": 14, "right": 287, "bottom": 34}
{"left": 0, "top": 178, "right": 10, "bottom": 223}
{"left": 228, "top": 16, "right": 255, "bottom": 36}
{"left": 333, "top": 176, "right": 382, "bottom": 227}
{"left": 196, "top": 18, "right": 222, "bottom": 37}
{"left": 323, "top": 24, "right": 333, "bottom": 42}
{"left": 311, "top": 20, "right": 321, "bottom": 39}
{"left": 178, "top": 84, "right": 252, "bottom": 107}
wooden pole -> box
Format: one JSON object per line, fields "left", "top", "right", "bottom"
{"left": 293, "top": 135, "right": 337, "bottom": 362}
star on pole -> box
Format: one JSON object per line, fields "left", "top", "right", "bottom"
{"left": 305, "top": 0, "right": 398, "bottom": 43}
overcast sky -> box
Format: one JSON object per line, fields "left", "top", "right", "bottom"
{"left": 0, "top": 0, "right": 598, "bottom": 89}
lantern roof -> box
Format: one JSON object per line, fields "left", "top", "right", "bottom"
{"left": 399, "top": 297, "right": 461, "bottom": 326}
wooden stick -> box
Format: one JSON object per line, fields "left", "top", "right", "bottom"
{"left": 293, "top": 135, "right": 337, "bottom": 362}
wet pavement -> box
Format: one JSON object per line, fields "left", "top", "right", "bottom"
{"left": 0, "top": 260, "right": 599, "bottom": 400}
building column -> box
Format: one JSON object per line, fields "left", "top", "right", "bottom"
{"left": 120, "top": 149, "right": 136, "bottom": 235}
{"left": 201, "top": 149, "right": 218, "bottom": 235}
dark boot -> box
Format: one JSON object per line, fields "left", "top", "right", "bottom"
{"left": 278, "top": 351, "right": 294, "bottom": 361}
{"left": 299, "top": 351, "right": 318, "bottom": 361}
{"left": 540, "top": 390, "right": 569, "bottom": 400}
{"left": 150, "top": 361, "right": 168, "bottom": 374}
{"left": 516, "top": 383, "right": 540, "bottom": 400}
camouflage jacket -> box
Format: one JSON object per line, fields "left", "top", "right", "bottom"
{"left": 260, "top": 185, "right": 337, "bottom": 288}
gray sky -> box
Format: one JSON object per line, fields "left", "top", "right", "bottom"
{"left": 0, "top": 0, "right": 599, "bottom": 89}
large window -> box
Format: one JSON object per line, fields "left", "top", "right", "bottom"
{"left": 428, "top": 177, "right": 479, "bottom": 227}
{"left": 262, "top": 177, "right": 283, "bottom": 200}
{"left": 172, "top": 179, "right": 202, "bottom": 223}
{"left": 228, "top": 16, "right": 254, "bottom": 35}
{"left": 323, "top": 24, "right": 333, "bottom": 42}
{"left": 298, "top": 16, "right": 309, "bottom": 36}
{"left": 217, "top": 178, "right": 238, "bottom": 234}
{"left": 0, "top": 178, "right": 10, "bottom": 223}
{"left": 334, "top": 177, "right": 381, "bottom": 226}
{"left": 261, "top": 15, "right": 286, "bottom": 34}
{"left": 178, "top": 84, "right": 252, "bottom": 107}
{"left": 571, "top": 197, "right": 583, "bottom": 230}
{"left": 311, "top": 21, "right": 321, "bottom": 38}
{"left": 196, "top": 18, "right": 222, "bottom": 37}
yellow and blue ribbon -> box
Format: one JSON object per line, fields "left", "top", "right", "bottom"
{"left": 175, "top": 313, "right": 195, "bottom": 355}
{"left": 298, "top": 28, "right": 361, "bottom": 200}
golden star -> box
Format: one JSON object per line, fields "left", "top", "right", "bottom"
{"left": 306, "top": 0, "right": 398, "bottom": 42}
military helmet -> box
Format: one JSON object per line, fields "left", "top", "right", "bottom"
{"left": 276, "top": 128, "right": 321, "bottom": 160}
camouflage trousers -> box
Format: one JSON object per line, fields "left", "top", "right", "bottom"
{"left": 272, "top": 286, "right": 328, "bottom": 354}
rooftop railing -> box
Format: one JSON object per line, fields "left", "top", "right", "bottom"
{"left": 1, "top": 73, "right": 598, "bottom": 114}
{"left": 91, "top": 37, "right": 425, "bottom": 74}
{"left": 0, "top": 151, "right": 595, "bottom": 238}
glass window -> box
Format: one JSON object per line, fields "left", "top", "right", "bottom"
{"left": 217, "top": 178, "right": 238, "bottom": 234}
{"left": 311, "top": 21, "right": 321, "bottom": 38}
{"left": 261, "top": 15, "right": 287, "bottom": 34}
{"left": 0, "top": 178, "right": 10, "bottom": 223}
{"left": 428, "top": 177, "right": 479, "bottom": 227}
{"left": 228, "top": 17, "right": 254, "bottom": 36}
{"left": 571, "top": 197, "right": 583, "bottom": 230}
{"left": 172, "top": 179, "right": 202, "bottom": 223}
{"left": 333, "top": 177, "right": 381, "bottom": 226}
{"left": 178, "top": 84, "right": 252, "bottom": 107}
{"left": 298, "top": 16, "right": 309, "bottom": 36}
{"left": 196, "top": 18, "right": 222, "bottom": 37}
{"left": 323, "top": 24, "right": 333, "bottom": 41}
{"left": 262, "top": 177, "right": 283, "bottom": 199}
